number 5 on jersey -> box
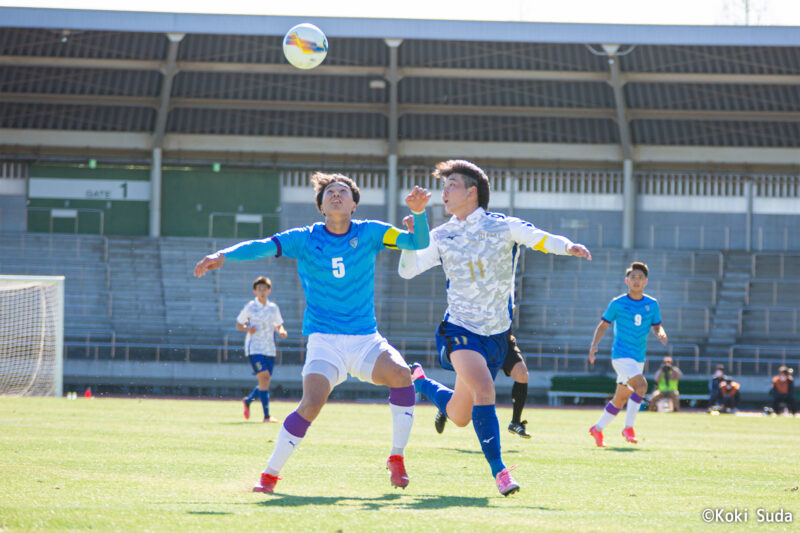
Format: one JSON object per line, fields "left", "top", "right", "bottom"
{"left": 332, "top": 257, "right": 345, "bottom": 278}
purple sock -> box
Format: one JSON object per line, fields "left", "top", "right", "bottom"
{"left": 284, "top": 410, "right": 311, "bottom": 438}
{"left": 389, "top": 385, "right": 415, "bottom": 407}
{"left": 595, "top": 401, "right": 620, "bottom": 431}
{"left": 630, "top": 392, "right": 643, "bottom": 403}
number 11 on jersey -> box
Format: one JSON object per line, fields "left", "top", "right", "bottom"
{"left": 467, "top": 259, "right": 485, "bottom": 281}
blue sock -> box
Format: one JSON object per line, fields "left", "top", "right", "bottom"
{"left": 472, "top": 404, "right": 505, "bottom": 477}
{"left": 414, "top": 377, "right": 453, "bottom": 415}
{"left": 259, "top": 389, "right": 270, "bottom": 418}
{"left": 246, "top": 386, "right": 258, "bottom": 403}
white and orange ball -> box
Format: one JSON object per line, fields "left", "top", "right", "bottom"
{"left": 283, "top": 23, "right": 328, "bottom": 70}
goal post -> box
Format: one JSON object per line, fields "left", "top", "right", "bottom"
{"left": 0, "top": 275, "right": 64, "bottom": 397}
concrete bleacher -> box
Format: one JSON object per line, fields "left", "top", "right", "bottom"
{"left": 0, "top": 233, "right": 112, "bottom": 344}
{"left": 5, "top": 232, "right": 800, "bottom": 398}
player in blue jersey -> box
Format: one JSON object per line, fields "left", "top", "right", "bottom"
{"left": 194, "top": 172, "right": 431, "bottom": 494}
{"left": 399, "top": 160, "right": 591, "bottom": 496}
{"left": 588, "top": 261, "right": 668, "bottom": 447}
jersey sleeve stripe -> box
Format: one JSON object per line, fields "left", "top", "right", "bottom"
{"left": 382, "top": 226, "right": 402, "bottom": 250}
{"left": 273, "top": 236, "right": 283, "bottom": 258}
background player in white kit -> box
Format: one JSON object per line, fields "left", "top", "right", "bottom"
{"left": 237, "top": 276, "right": 288, "bottom": 423}
{"left": 399, "top": 159, "right": 591, "bottom": 496}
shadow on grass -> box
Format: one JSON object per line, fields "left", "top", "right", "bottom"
{"left": 186, "top": 511, "right": 234, "bottom": 515}
{"left": 257, "top": 493, "right": 402, "bottom": 511}
{"left": 604, "top": 446, "right": 647, "bottom": 452}
{"left": 258, "top": 493, "right": 552, "bottom": 511}
{"left": 450, "top": 448, "right": 521, "bottom": 456}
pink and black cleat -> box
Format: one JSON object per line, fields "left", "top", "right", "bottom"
{"left": 409, "top": 362, "right": 426, "bottom": 382}
{"left": 242, "top": 399, "right": 251, "bottom": 420}
{"left": 495, "top": 466, "right": 520, "bottom": 496}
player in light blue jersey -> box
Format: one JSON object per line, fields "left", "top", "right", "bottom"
{"left": 588, "top": 261, "right": 668, "bottom": 447}
{"left": 195, "top": 172, "right": 431, "bottom": 494}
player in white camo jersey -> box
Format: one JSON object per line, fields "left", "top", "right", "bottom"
{"left": 237, "top": 276, "right": 288, "bottom": 423}
{"left": 400, "top": 159, "right": 591, "bottom": 496}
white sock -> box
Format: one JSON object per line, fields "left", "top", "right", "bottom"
{"left": 265, "top": 425, "right": 304, "bottom": 475}
{"left": 625, "top": 396, "right": 642, "bottom": 428}
{"left": 595, "top": 402, "right": 621, "bottom": 431}
{"left": 389, "top": 403, "right": 414, "bottom": 456}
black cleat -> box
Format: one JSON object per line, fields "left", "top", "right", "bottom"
{"left": 434, "top": 410, "right": 447, "bottom": 434}
{"left": 508, "top": 420, "right": 531, "bottom": 439}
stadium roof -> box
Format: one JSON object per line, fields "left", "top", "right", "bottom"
{"left": 4, "top": 7, "right": 800, "bottom": 46}
{"left": 1, "top": 7, "right": 799, "bottom": 168}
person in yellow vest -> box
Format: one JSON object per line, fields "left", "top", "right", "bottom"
{"left": 648, "top": 356, "right": 683, "bottom": 412}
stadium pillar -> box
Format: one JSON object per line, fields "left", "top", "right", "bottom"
{"left": 602, "top": 44, "right": 636, "bottom": 249}
{"left": 622, "top": 158, "right": 635, "bottom": 249}
{"left": 745, "top": 176, "right": 754, "bottom": 252}
{"left": 150, "top": 32, "right": 184, "bottom": 237}
{"left": 385, "top": 38, "right": 403, "bottom": 225}
{"left": 150, "top": 147, "right": 162, "bottom": 238}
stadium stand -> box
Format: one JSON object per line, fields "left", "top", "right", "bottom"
{"left": 1, "top": 8, "right": 798, "bottom": 400}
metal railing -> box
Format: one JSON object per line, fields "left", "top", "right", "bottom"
{"left": 208, "top": 212, "right": 280, "bottom": 239}
{"left": 520, "top": 273, "right": 718, "bottom": 305}
{"left": 65, "top": 340, "right": 306, "bottom": 365}
{"left": 744, "top": 279, "right": 800, "bottom": 306}
{"left": 27, "top": 207, "right": 105, "bottom": 235}
{"left": 751, "top": 252, "right": 800, "bottom": 279}
{"left": 738, "top": 306, "right": 800, "bottom": 336}
{"left": 727, "top": 345, "right": 800, "bottom": 375}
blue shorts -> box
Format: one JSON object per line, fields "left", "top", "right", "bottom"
{"left": 248, "top": 354, "right": 275, "bottom": 376}
{"left": 435, "top": 321, "right": 509, "bottom": 379}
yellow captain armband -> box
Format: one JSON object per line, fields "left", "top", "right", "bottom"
{"left": 383, "top": 226, "right": 402, "bottom": 250}
{"left": 532, "top": 236, "right": 549, "bottom": 254}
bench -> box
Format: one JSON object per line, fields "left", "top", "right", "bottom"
{"left": 548, "top": 376, "right": 710, "bottom": 407}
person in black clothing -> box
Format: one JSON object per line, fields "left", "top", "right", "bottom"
{"left": 708, "top": 364, "right": 725, "bottom": 410}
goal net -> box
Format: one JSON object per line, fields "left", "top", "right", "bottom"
{"left": 0, "top": 275, "right": 64, "bottom": 397}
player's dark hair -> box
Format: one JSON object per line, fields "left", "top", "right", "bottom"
{"left": 626, "top": 261, "right": 649, "bottom": 278}
{"left": 311, "top": 172, "right": 361, "bottom": 209}
{"left": 433, "top": 159, "right": 490, "bottom": 210}
{"left": 253, "top": 276, "right": 271, "bottom": 290}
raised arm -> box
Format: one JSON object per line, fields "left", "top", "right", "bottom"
{"left": 395, "top": 186, "right": 431, "bottom": 250}
{"left": 507, "top": 217, "right": 591, "bottom": 261}
{"left": 194, "top": 237, "right": 279, "bottom": 278}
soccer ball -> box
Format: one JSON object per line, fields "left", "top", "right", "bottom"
{"left": 282, "top": 23, "right": 328, "bottom": 70}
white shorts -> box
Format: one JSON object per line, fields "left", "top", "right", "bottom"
{"left": 302, "top": 332, "right": 406, "bottom": 388}
{"left": 612, "top": 357, "right": 645, "bottom": 385}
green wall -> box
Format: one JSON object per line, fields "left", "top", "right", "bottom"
{"left": 161, "top": 168, "right": 280, "bottom": 238}
{"left": 27, "top": 165, "right": 150, "bottom": 235}
{"left": 26, "top": 165, "right": 281, "bottom": 237}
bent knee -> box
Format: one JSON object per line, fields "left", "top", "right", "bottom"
{"left": 510, "top": 366, "right": 529, "bottom": 383}
{"left": 379, "top": 365, "right": 412, "bottom": 388}
{"left": 451, "top": 416, "right": 471, "bottom": 427}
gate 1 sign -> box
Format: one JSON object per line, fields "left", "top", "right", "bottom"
{"left": 28, "top": 178, "right": 150, "bottom": 201}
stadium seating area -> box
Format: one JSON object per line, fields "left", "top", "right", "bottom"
{"left": 2, "top": 232, "right": 799, "bottom": 395}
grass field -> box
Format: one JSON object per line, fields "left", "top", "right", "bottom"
{"left": 1, "top": 397, "right": 798, "bottom": 532}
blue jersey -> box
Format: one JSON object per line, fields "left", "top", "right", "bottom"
{"left": 219, "top": 213, "right": 428, "bottom": 336}
{"left": 601, "top": 293, "right": 662, "bottom": 363}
